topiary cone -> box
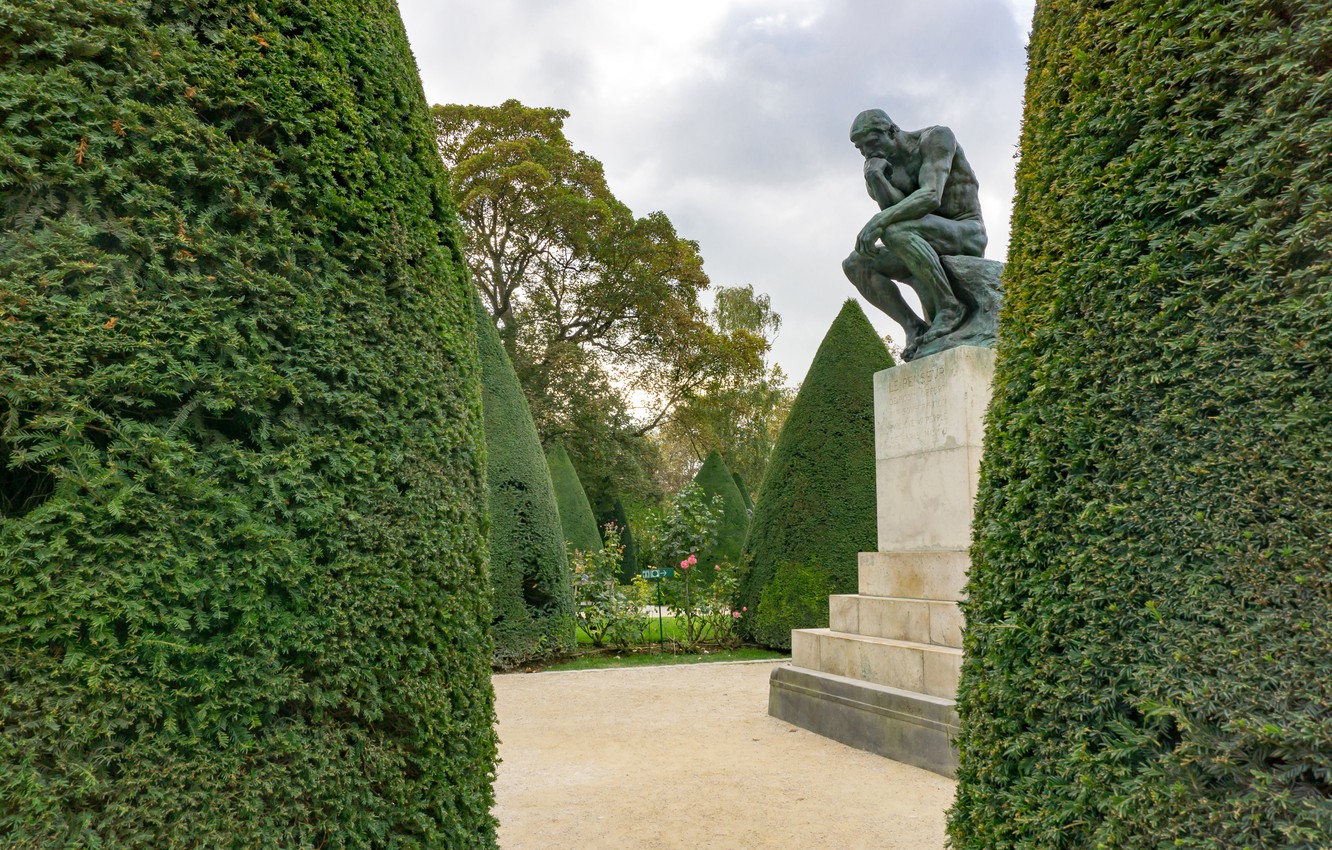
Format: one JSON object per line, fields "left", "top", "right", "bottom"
{"left": 950, "top": 2, "right": 1332, "bottom": 847}
{"left": 692, "top": 450, "right": 750, "bottom": 572}
{"left": 474, "top": 295, "right": 574, "bottom": 665}
{"left": 0, "top": 2, "right": 497, "bottom": 844}
{"left": 738, "top": 299, "right": 892, "bottom": 645}
{"left": 546, "top": 442, "right": 603, "bottom": 556}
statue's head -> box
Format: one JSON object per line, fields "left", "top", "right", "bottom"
{"left": 849, "top": 109, "right": 899, "bottom": 158}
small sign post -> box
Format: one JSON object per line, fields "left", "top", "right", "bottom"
{"left": 639, "top": 567, "right": 675, "bottom": 654}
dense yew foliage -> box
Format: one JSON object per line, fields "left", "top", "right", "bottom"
{"left": 733, "top": 472, "right": 754, "bottom": 513}
{"left": 692, "top": 450, "right": 749, "bottom": 572}
{"left": 950, "top": 2, "right": 1332, "bottom": 847}
{"left": 739, "top": 300, "right": 891, "bottom": 645}
{"left": 546, "top": 442, "right": 602, "bottom": 555}
{"left": 474, "top": 297, "right": 573, "bottom": 667}
{"left": 0, "top": 2, "right": 498, "bottom": 846}
{"left": 607, "top": 497, "right": 639, "bottom": 583}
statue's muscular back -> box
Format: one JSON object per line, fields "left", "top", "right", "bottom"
{"left": 893, "top": 126, "right": 985, "bottom": 225}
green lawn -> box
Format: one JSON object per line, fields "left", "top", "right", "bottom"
{"left": 576, "top": 614, "right": 687, "bottom": 646}
{"left": 543, "top": 646, "right": 786, "bottom": 672}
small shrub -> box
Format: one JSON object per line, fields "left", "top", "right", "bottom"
{"left": 572, "top": 526, "right": 650, "bottom": 651}
{"left": 639, "top": 484, "right": 721, "bottom": 584}
{"left": 661, "top": 556, "right": 743, "bottom": 650}
{"left": 753, "top": 559, "right": 833, "bottom": 651}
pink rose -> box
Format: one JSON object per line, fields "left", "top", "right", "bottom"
{"left": 686, "top": 554, "right": 697, "bottom": 565}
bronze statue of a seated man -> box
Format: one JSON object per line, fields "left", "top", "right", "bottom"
{"left": 842, "top": 109, "right": 991, "bottom": 361}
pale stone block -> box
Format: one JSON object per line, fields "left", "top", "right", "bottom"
{"left": 874, "top": 346, "right": 993, "bottom": 553}
{"left": 809, "top": 630, "right": 855, "bottom": 680}
{"left": 922, "top": 648, "right": 964, "bottom": 698}
{"left": 828, "top": 595, "right": 860, "bottom": 634}
{"left": 930, "top": 602, "right": 965, "bottom": 648}
{"left": 874, "top": 346, "right": 995, "bottom": 461}
{"left": 857, "top": 596, "right": 930, "bottom": 643}
{"left": 791, "top": 628, "right": 820, "bottom": 670}
{"left": 863, "top": 639, "right": 926, "bottom": 693}
{"left": 877, "top": 448, "right": 977, "bottom": 551}
{"left": 858, "top": 551, "right": 969, "bottom": 601}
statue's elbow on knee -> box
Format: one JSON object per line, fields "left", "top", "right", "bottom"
{"left": 842, "top": 252, "right": 864, "bottom": 279}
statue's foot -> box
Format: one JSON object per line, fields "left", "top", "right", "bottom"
{"left": 918, "top": 304, "right": 966, "bottom": 346}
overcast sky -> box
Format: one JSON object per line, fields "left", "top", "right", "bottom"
{"left": 399, "top": 0, "right": 1034, "bottom": 384}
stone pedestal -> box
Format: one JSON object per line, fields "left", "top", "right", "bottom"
{"left": 768, "top": 346, "right": 995, "bottom": 777}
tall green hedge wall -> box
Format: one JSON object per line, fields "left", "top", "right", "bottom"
{"left": 739, "top": 300, "right": 892, "bottom": 645}
{"left": 474, "top": 297, "right": 573, "bottom": 667}
{"left": 950, "top": 2, "right": 1332, "bottom": 847}
{"left": 546, "top": 442, "right": 602, "bottom": 555}
{"left": 692, "top": 450, "right": 749, "bottom": 571}
{"left": 0, "top": 3, "right": 497, "bottom": 846}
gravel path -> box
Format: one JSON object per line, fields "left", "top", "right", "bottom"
{"left": 492, "top": 660, "right": 955, "bottom": 850}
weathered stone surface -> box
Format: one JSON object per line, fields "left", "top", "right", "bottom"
{"left": 769, "top": 665, "right": 959, "bottom": 777}
{"left": 875, "top": 346, "right": 995, "bottom": 551}
{"left": 830, "top": 595, "right": 963, "bottom": 648}
{"left": 858, "top": 551, "right": 970, "bottom": 600}
{"left": 769, "top": 346, "right": 993, "bottom": 779}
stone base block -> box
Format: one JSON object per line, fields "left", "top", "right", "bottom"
{"left": 874, "top": 346, "right": 995, "bottom": 552}
{"left": 858, "top": 550, "right": 969, "bottom": 601}
{"left": 791, "top": 628, "right": 962, "bottom": 698}
{"left": 830, "top": 594, "right": 964, "bottom": 648}
{"left": 769, "top": 664, "right": 959, "bottom": 777}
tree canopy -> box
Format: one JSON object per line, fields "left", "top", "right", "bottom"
{"left": 434, "top": 100, "right": 768, "bottom": 507}
{"left": 654, "top": 284, "right": 795, "bottom": 494}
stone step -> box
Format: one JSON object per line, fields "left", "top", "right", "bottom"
{"left": 858, "top": 550, "right": 969, "bottom": 601}
{"left": 791, "top": 628, "right": 962, "bottom": 699}
{"left": 769, "top": 664, "right": 959, "bottom": 777}
{"left": 830, "top": 594, "right": 964, "bottom": 648}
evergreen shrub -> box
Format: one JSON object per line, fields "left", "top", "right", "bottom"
{"left": 474, "top": 297, "right": 574, "bottom": 666}
{"left": 0, "top": 2, "right": 497, "bottom": 846}
{"left": 950, "top": 2, "right": 1332, "bottom": 847}
{"left": 691, "top": 450, "right": 749, "bottom": 572}
{"left": 733, "top": 471, "right": 755, "bottom": 513}
{"left": 738, "top": 300, "right": 891, "bottom": 644}
{"left": 608, "top": 497, "right": 639, "bottom": 584}
{"left": 753, "top": 560, "right": 833, "bottom": 651}
{"left": 546, "top": 442, "right": 602, "bottom": 555}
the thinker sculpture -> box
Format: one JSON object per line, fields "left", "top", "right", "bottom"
{"left": 842, "top": 109, "right": 1003, "bottom": 361}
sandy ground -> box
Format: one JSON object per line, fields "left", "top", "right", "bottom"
{"left": 492, "top": 660, "right": 955, "bottom": 850}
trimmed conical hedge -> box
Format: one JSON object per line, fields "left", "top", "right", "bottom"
{"left": 733, "top": 471, "right": 755, "bottom": 513}
{"left": 692, "top": 450, "right": 749, "bottom": 570}
{"left": 950, "top": 3, "right": 1332, "bottom": 848}
{"left": 609, "top": 497, "right": 639, "bottom": 583}
{"left": 547, "top": 442, "right": 602, "bottom": 555}
{"left": 739, "top": 300, "right": 892, "bottom": 646}
{"left": 474, "top": 296, "right": 573, "bottom": 666}
{"left": 0, "top": 3, "right": 497, "bottom": 846}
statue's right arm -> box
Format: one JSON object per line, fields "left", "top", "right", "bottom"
{"left": 864, "top": 158, "right": 903, "bottom": 210}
